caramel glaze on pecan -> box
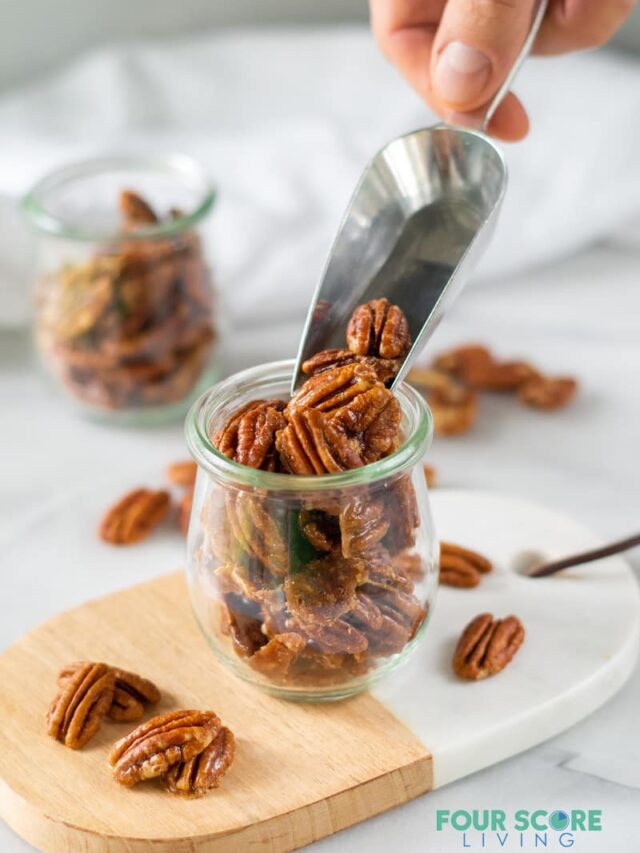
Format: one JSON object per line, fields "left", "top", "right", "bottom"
{"left": 346, "top": 298, "right": 412, "bottom": 359}
{"left": 453, "top": 613, "right": 524, "bottom": 680}
{"left": 99, "top": 488, "right": 170, "bottom": 545}
{"left": 214, "top": 399, "right": 287, "bottom": 471}
{"left": 302, "top": 348, "right": 401, "bottom": 387}
{"left": 277, "top": 408, "right": 364, "bottom": 474}
{"left": 164, "top": 726, "right": 236, "bottom": 798}
{"left": 434, "top": 345, "right": 537, "bottom": 392}
{"left": 47, "top": 662, "right": 115, "bottom": 749}
{"left": 439, "top": 541, "right": 493, "bottom": 588}
{"left": 59, "top": 661, "right": 161, "bottom": 723}
{"left": 517, "top": 376, "right": 577, "bottom": 410}
{"left": 120, "top": 189, "right": 160, "bottom": 226}
{"left": 109, "top": 710, "right": 220, "bottom": 786}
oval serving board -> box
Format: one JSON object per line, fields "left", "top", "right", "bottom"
{"left": 0, "top": 490, "right": 638, "bottom": 852}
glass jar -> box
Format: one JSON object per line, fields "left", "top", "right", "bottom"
{"left": 23, "top": 154, "right": 218, "bottom": 424}
{"left": 185, "top": 360, "right": 438, "bottom": 701}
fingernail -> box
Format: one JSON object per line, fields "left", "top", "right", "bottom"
{"left": 434, "top": 41, "right": 491, "bottom": 106}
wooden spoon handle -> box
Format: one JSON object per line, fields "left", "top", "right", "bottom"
{"left": 529, "top": 533, "right": 640, "bottom": 578}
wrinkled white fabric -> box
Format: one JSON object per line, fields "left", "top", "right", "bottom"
{"left": 0, "top": 28, "right": 639, "bottom": 355}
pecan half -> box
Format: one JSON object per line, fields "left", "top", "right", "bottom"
{"left": 109, "top": 710, "right": 220, "bottom": 786}
{"left": 434, "top": 345, "right": 537, "bottom": 391}
{"left": 164, "top": 726, "right": 235, "bottom": 798}
{"left": 302, "top": 348, "right": 401, "bottom": 387}
{"left": 248, "top": 632, "right": 307, "bottom": 675}
{"left": 331, "top": 384, "right": 401, "bottom": 463}
{"left": 382, "top": 476, "right": 419, "bottom": 554}
{"left": 440, "top": 541, "right": 493, "bottom": 588}
{"left": 120, "top": 190, "right": 159, "bottom": 226}
{"left": 517, "top": 376, "right": 577, "bottom": 410}
{"left": 99, "top": 488, "right": 170, "bottom": 545}
{"left": 224, "top": 594, "right": 268, "bottom": 657}
{"left": 277, "top": 408, "right": 363, "bottom": 474}
{"left": 286, "top": 362, "right": 379, "bottom": 418}
{"left": 284, "top": 552, "right": 366, "bottom": 624}
{"left": 299, "top": 508, "right": 340, "bottom": 552}
{"left": 408, "top": 368, "right": 477, "bottom": 436}
{"left": 339, "top": 494, "right": 389, "bottom": 557}
{"left": 214, "top": 399, "right": 286, "bottom": 471}
{"left": 47, "top": 662, "right": 115, "bottom": 748}
{"left": 226, "top": 491, "right": 288, "bottom": 576}
{"left": 294, "top": 617, "right": 368, "bottom": 655}
{"left": 391, "top": 549, "right": 425, "bottom": 583}
{"left": 453, "top": 613, "right": 525, "bottom": 679}
{"left": 346, "top": 298, "right": 411, "bottom": 359}
{"left": 166, "top": 460, "right": 197, "bottom": 488}
{"left": 59, "top": 662, "right": 161, "bottom": 723}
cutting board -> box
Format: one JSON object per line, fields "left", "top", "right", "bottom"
{"left": 0, "top": 491, "right": 638, "bottom": 853}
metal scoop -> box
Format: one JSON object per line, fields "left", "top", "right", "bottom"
{"left": 292, "top": 0, "right": 548, "bottom": 392}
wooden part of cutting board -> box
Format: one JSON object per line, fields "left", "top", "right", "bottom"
{"left": 0, "top": 571, "right": 432, "bottom": 853}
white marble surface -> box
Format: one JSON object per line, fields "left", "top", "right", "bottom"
{"left": 1, "top": 243, "right": 640, "bottom": 851}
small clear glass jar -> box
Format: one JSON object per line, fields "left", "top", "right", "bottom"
{"left": 185, "top": 360, "right": 438, "bottom": 701}
{"left": 23, "top": 154, "right": 218, "bottom": 424}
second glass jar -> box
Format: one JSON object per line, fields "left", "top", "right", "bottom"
{"left": 185, "top": 360, "right": 438, "bottom": 701}
{"left": 24, "top": 154, "right": 219, "bottom": 424}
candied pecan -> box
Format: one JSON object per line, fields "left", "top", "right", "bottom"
{"left": 423, "top": 464, "right": 437, "bottom": 488}
{"left": 408, "top": 368, "right": 478, "bottom": 436}
{"left": 109, "top": 710, "right": 220, "bottom": 786}
{"left": 120, "top": 189, "right": 159, "bottom": 225}
{"left": 248, "top": 632, "right": 307, "bottom": 675}
{"left": 517, "top": 376, "right": 577, "bottom": 410}
{"left": 109, "top": 668, "right": 161, "bottom": 722}
{"left": 434, "top": 345, "right": 537, "bottom": 391}
{"left": 453, "top": 613, "right": 524, "bottom": 680}
{"left": 58, "top": 662, "right": 161, "bottom": 723}
{"left": 42, "top": 258, "right": 117, "bottom": 341}
{"left": 299, "top": 509, "right": 340, "bottom": 552}
{"left": 226, "top": 491, "right": 288, "bottom": 576}
{"left": 179, "top": 488, "right": 193, "bottom": 537}
{"left": 440, "top": 541, "right": 492, "bottom": 588}
{"left": 391, "top": 549, "right": 425, "bottom": 583}
{"left": 277, "top": 408, "right": 363, "bottom": 474}
{"left": 284, "top": 552, "right": 366, "bottom": 624}
{"left": 294, "top": 617, "right": 368, "bottom": 655}
{"left": 214, "top": 399, "right": 286, "bottom": 470}
{"left": 302, "top": 348, "right": 401, "bottom": 387}
{"left": 47, "top": 662, "right": 115, "bottom": 749}
{"left": 366, "top": 548, "right": 415, "bottom": 593}
{"left": 166, "top": 460, "right": 198, "bottom": 488}
{"left": 99, "top": 488, "right": 170, "bottom": 545}
{"left": 346, "top": 298, "right": 411, "bottom": 359}
{"left": 224, "top": 593, "right": 268, "bottom": 657}
{"left": 286, "top": 362, "right": 379, "bottom": 418}
{"left": 215, "top": 561, "right": 276, "bottom": 603}
{"left": 331, "top": 384, "right": 401, "bottom": 463}
{"left": 164, "top": 726, "right": 235, "bottom": 798}
{"left": 339, "top": 495, "right": 389, "bottom": 557}
{"left": 382, "top": 476, "right": 419, "bottom": 554}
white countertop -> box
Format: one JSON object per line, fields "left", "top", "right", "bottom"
{"left": 1, "top": 243, "right": 639, "bottom": 851}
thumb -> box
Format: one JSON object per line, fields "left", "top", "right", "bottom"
{"left": 431, "top": 0, "right": 537, "bottom": 115}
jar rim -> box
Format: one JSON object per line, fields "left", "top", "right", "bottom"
{"left": 21, "top": 153, "right": 216, "bottom": 242}
{"left": 185, "top": 359, "right": 433, "bottom": 491}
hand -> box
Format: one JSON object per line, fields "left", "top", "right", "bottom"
{"left": 370, "top": 0, "right": 636, "bottom": 140}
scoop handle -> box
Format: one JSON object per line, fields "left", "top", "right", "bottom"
{"left": 482, "top": 0, "right": 549, "bottom": 131}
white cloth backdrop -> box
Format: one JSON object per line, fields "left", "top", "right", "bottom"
{"left": 1, "top": 28, "right": 640, "bottom": 363}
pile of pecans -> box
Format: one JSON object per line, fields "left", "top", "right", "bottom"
{"left": 409, "top": 344, "right": 578, "bottom": 436}
{"left": 46, "top": 661, "right": 235, "bottom": 798}
{"left": 35, "top": 190, "right": 216, "bottom": 412}
{"left": 199, "top": 298, "right": 430, "bottom": 688}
